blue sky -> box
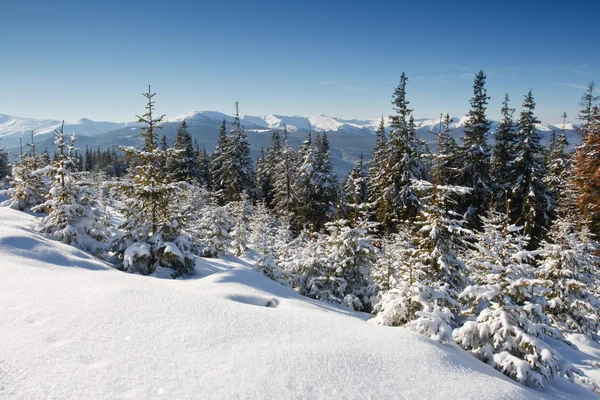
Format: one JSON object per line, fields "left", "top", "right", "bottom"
{"left": 0, "top": 0, "right": 598, "bottom": 124}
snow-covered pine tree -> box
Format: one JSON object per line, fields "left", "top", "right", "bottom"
{"left": 32, "top": 124, "right": 109, "bottom": 255}
{"left": 544, "top": 128, "right": 570, "bottom": 221}
{"left": 286, "top": 218, "right": 378, "bottom": 311}
{"left": 372, "top": 179, "right": 470, "bottom": 342}
{"left": 261, "top": 130, "right": 283, "bottom": 207}
{"left": 272, "top": 127, "right": 299, "bottom": 223}
{"left": 255, "top": 147, "right": 272, "bottom": 205}
{"left": 221, "top": 102, "right": 257, "bottom": 203}
{"left": 537, "top": 216, "right": 600, "bottom": 336}
{"left": 454, "top": 70, "right": 492, "bottom": 227}
{"left": 250, "top": 201, "right": 282, "bottom": 281}
{"left": 491, "top": 94, "right": 516, "bottom": 208}
{"left": 434, "top": 114, "right": 459, "bottom": 186}
{"left": 367, "top": 116, "right": 389, "bottom": 229}
{"left": 341, "top": 154, "right": 368, "bottom": 227}
{"left": 1, "top": 133, "right": 47, "bottom": 211}
{"left": 509, "top": 90, "right": 551, "bottom": 249}
{"left": 113, "top": 87, "right": 194, "bottom": 278}
{"left": 192, "top": 194, "right": 232, "bottom": 258}
{"left": 382, "top": 73, "right": 426, "bottom": 230}
{"left": 195, "top": 142, "right": 212, "bottom": 190}
{"left": 296, "top": 131, "right": 338, "bottom": 231}
{"left": 211, "top": 119, "right": 229, "bottom": 204}
{"left": 230, "top": 192, "right": 252, "bottom": 256}
{"left": 0, "top": 144, "right": 10, "bottom": 185}
{"left": 166, "top": 120, "right": 199, "bottom": 184}
{"left": 453, "top": 208, "right": 576, "bottom": 387}
{"left": 574, "top": 106, "right": 600, "bottom": 235}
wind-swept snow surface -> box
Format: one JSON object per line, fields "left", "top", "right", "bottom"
{"left": 0, "top": 207, "right": 590, "bottom": 399}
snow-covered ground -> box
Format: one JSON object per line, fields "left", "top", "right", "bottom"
{"left": 0, "top": 207, "right": 598, "bottom": 399}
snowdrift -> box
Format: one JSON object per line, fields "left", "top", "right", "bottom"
{"left": 0, "top": 207, "right": 591, "bottom": 399}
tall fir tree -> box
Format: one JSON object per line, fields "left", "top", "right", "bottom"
{"left": 33, "top": 124, "right": 109, "bottom": 254}
{"left": 367, "top": 116, "right": 389, "bottom": 227}
{"left": 211, "top": 119, "right": 229, "bottom": 204}
{"left": 509, "top": 90, "right": 550, "bottom": 248}
{"left": 221, "top": 102, "right": 257, "bottom": 203}
{"left": 166, "top": 120, "right": 199, "bottom": 184}
{"left": 491, "top": 94, "right": 516, "bottom": 207}
{"left": 577, "top": 81, "right": 599, "bottom": 127}
{"left": 455, "top": 70, "right": 492, "bottom": 226}
{"left": 114, "top": 87, "right": 194, "bottom": 277}
{"left": 272, "top": 127, "right": 299, "bottom": 223}
{"left": 341, "top": 154, "right": 368, "bottom": 226}
{"left": 382, "top": 73, "right": 425, "bottom": 231}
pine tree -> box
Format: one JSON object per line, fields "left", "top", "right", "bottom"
{"left": 33, "top": 124, "right": 109, "bottom": 255}
{"left": 454, "top": 209, "right": 577, "bottom": 387}
{"left": 367, "top": 116, "right": 389, "bottom": 227}
{"left": 341, "top": 154, "right": 368, "bottom": 226}
{"left": 544, "top": 128, "right": 570, "bottom": 221}
{"left": 578, "top": 81, "right": 599, "bottom": 127}
{"left": 114, "top": 87, "right": 194, "bottom": 277}
{"left": 192, "top": 195, "right": 232, "bottom": 258}
{"left": 230, "top": 192, "right": 252, "bottom": 256}
{"left": 221, "top": 102, "right": 257, "bottom": 203}
{"left": 296, "top": 132, "right": 338, "bottom": 231}
{"left": 509, "top": 90, "right": 550, "bottom": 248}
{"left": 455, "top": 70, "right": 492, "bottom": 226}
{"left": 166, "top": 120, "right": 199, "bottom": 184}
{"left": 574, "top": 106, "right": 600, "bottom": 235}
{"left": 211, "top": 119, "right": 229, "bottom": 204}
{"left": 491, "top": 94, "right": 516, "bottom": 207}
{"left": 272, "top": 127, "right": 299, "bottom": 223}
{"left": 195, "top": 144, "right": 212, "bottom": 190}
{"left": 434, "top": 114, "right": 459, "bottom": 186}
{"left": 372, "top": 180, "right": 471, "bottom": 343}
{"left": 1, "top": 134, "right": 47, "bottom": 211}
{"left": 382, "top": 73, "right": 426, "bottom": 230}
{"left": 0, "top": 145, "right": 10, "bottom": 184}
{"left": 255, "top": 147, "right": 272, "bottom": 205}
{"left": 537, "top": 216, "right": 600, "bottom": 336}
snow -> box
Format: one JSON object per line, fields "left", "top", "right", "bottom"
{"left": 0, "top": 207, "right": 598, "bottom": 399}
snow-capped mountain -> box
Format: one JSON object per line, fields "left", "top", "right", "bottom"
{"left": 0, "top": 113, "right": 135, "bottom": 148}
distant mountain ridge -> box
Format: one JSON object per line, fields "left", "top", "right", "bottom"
{"left": 1, "top": 111, "right": 581, "bottom": 177}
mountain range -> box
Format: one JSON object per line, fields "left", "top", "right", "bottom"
{"left": 0, "top": 111, "right": 580, "bottom": 177}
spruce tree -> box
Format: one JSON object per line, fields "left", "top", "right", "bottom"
{"left": 578, "top": 81, "right": 599, "bottom": 127}
{"left": 272, "top": 127, "right": 299, "bottom": 223}
{"left": 454, "top": 209, "right": 576, "bottom": 387}
{"left": 544, "top": 129, "right": 570, "bottom": 221}
{"left": 491, "top": 94, "right": 516, "bottom": 207}
{"left": 537, "top": 216, "right": 600, "bottom": 337}
{"left": 455, "top": 70, "right": 492, "bottom": 226}
{"left": 166, "top": 120, "right": 199, "bottom": 184}
{"left": 33, "top": 124, "right": 109, "bottom": 255}
{"left": 1, "top": 134, "right": 47, "bottom": 211}
{"left": 383, "top": 73, "right": 425, "bottom": 230}
{"left": 114, "top": 87, "right": 194, "bottom": 277}
{"left": 211, "top": 119, "right": 229, "bottom": 204}
{"left": 367, "top": 116, "right": 389, "bottom": 227}
{"left": 509, "top": 90, "right": 550, "bottom": 248}
{"left": 341, "top": 154, "right": 368, "bottom": 226}
{"left": 221, "top": 102, "right": 257, "bottom": 203}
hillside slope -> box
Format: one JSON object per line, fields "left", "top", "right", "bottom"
{"left": 0, "top": 207, "right": 594, "bottom": 399}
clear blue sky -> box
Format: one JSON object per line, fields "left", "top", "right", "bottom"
{"left": 1, "top": 0, "right": 598, "bottom": 124}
